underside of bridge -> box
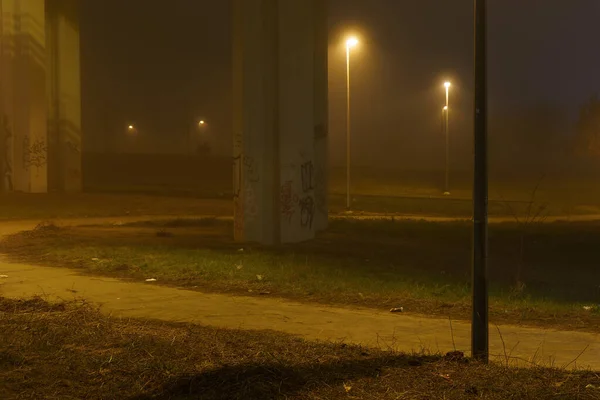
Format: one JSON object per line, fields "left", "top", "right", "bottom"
{"left": 0, "top": 0, "right": 328, "bottom": 244}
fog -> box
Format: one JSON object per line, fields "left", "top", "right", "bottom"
{"left": 80, "top": 0, "right": 600, "bottom": 179}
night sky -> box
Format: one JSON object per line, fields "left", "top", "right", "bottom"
{"left": 80, "top": 0, "right": 600, "bottom": 169}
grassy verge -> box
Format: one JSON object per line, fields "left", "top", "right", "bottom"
{"left": 2, "top": 218, "right": 600, "bottom": 333}
{"left": 1, "top": 296, "right": 599, "bottom": 400}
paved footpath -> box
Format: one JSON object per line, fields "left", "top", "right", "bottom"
{"left": 0, "top": 217, "right": 599, "bottom": 371}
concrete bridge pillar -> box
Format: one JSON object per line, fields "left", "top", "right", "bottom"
{"left": 0, "top": 0, "right": 81, "bottom": 193}
{"left": 233, "top": 0, "right": 328, "bottom": 244}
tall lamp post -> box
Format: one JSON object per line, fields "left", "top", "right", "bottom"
{"left": 444, "top": 81, "right": 451, "bottom": 195}
{"left": 345, "top": 37, "right": 358, "bottom": 209}
{"left": 472, "top": 0, "right": 489, "bottom": 363}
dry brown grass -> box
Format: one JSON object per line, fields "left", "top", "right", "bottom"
{"left": 0, "top": 296, "right": 598, "bottom": 400}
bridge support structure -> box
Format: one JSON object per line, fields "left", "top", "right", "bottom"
{"left": 233, "top": 0, "right": 328, "bottom": 244}
{"left": 0, "top": 0, "right": 81, "bottom": 194}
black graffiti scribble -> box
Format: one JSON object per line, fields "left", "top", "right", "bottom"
{"left": 299, "top": 195, "right": 314, "bottom": 229}
{"left": 22, "top": 136, "right": 47, "bottom": 171}
{"left": 301, "top": 161, "right": 314, "bottom": 193}
{"left": 280, "top": 180, "right": 295, "bottom": 223}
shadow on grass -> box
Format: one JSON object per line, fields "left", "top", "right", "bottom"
{"left": 129, "top": 353, "right": 442, "bottom": 400}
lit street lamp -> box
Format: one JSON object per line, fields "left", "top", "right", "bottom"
{"left": 443, "top": 81, "right": 451, "bottom": 195}
{"left": 189, "top": 119, "right": 208, "bottom": 155}
{"left": 345, "top": 36, "right": 359, "bottom": 209}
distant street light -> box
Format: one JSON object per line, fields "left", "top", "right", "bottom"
{"left": 189, "top": 119, "right": 208, "bottom": 155}
{"left": 345, "top": 36, "right": 359, "bottom": 209}
{"left": 443, "top": 81, "right": 451, "bottom": 195}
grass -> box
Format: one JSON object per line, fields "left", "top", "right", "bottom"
{"left": 1, "top": 296, "right": 599, "bottom": 399}
{"left": 2, "top": 218, "right": 600, "bottom": 333}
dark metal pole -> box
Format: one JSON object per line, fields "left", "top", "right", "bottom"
{"left": 472, "top": 0, "right": 489, "bottom": 362}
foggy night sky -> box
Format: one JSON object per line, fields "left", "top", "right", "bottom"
{"left": 80, "top": 0, "right": 600, "bottom": 169}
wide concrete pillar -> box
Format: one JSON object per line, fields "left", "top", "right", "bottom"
{"left": 45, "top": 0, "right": 82, "bottom": 192}
{"left": 0, "top": 0, "right": 81, "bottom": 194}
{"left": 1, "top": 0, "right": 48, "bottom": 193}
{"left": 233, "top": 0, "right": 328, "bottom": 244}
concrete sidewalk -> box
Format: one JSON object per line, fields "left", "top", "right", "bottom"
{"left": 1, "top": 260, "right": 598, "bottom": 370}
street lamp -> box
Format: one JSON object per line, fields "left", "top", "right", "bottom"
{"left": 345, "top": 36, "right": 359, "bottom": 209}
{"left": 189, "top": 119, "right": 208, "bottom": 155}
{"left": 443, "top": 81, "right": 451, "bottom": 195}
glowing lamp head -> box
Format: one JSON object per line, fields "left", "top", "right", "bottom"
{"left": 443, "top": 106, "right": 448, "bottom": 110}
{"left": 128, "top": 125, "right": 134, "bottom": 130}
{"left": 199, "top": 120, "right": 205, "bottom": 125}
{"left": 444, "top": 82, "right": 451, "bottom": 88}
{"left": 346, "top": 37, "right": 359, "bottom": 48}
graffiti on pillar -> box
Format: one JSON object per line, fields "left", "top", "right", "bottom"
{"left": 299, "top": 195, "right": 315, "bottom": 229}
{"left": 0, "top": 115, "right": 13, "bottom": 191}
{"left": 280, "top": 180, "right": 299, "bottom": 223}
{"left": 298, "top": 154, "right": 316, "bottom": 229}
{"left": 22, "top": 135, "right": 47, "bottom": 171}
{"left": 300, "top": 160, "right": 314, "bottom": 192}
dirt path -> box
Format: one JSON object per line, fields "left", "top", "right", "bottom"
{"left": 1, "top": 217, "right": 599, "bottom": 371}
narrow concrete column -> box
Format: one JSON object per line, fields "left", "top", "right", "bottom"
{"left": 1, "top": 0, "right": 48, "bottom": 193}
{"left": 233, "top": 0, "right": 328, "bottom": 244}
{"left": 45, "top": 0, "right": 82, "bottom": 192}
